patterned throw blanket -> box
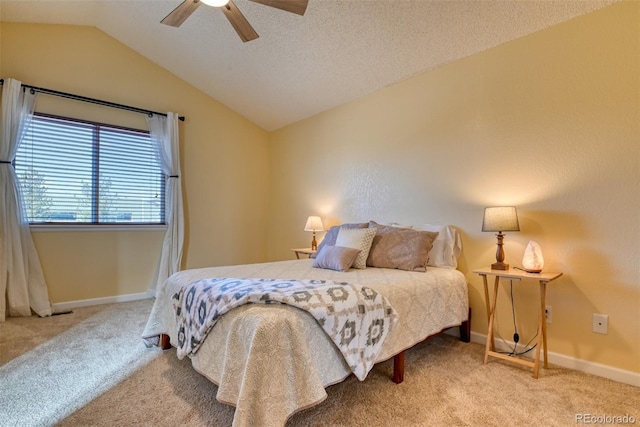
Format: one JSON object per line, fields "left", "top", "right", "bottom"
{"left": 172, "top": 278, "right": 398, "bottom": 381}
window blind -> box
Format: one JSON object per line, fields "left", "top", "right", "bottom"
{"left": 15, "top": 114, "right": 165, "bottom": 225}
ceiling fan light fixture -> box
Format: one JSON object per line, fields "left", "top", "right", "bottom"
{"left": 161, "top": 0, "right": 307, "bottom": 41}
{"left": 200, "top": 0, "right": 230, "bottom": 7}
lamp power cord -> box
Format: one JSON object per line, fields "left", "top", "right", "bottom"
{"left": 494, "top": 280, "right": 538, "bottom": 357}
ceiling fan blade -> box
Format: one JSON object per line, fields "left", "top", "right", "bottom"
{"left": 161, "top": 0, "right": 201, "bottom": 27}
{"left": 248, "top": 0, "right": 308, "bottom": 16}
{"left": 221, "top": 0, "right": 259, "bottom": 42}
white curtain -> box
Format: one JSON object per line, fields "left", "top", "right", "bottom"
{"left": 147, "top": 112, "right": 184, "bottom": 295}
{"left": 0, "top": 78, "right": 52, "bottom": 321}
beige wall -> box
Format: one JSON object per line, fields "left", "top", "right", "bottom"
{"left": 1, "top": 23, "right": 270, "bottom": 303}
{"left": 268, "top": 2, "right": 639, "bottom": 373}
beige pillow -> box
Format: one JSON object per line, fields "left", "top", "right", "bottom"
{"left": 335, "top": 227, "right": 377, "bottom": 269}
{"left": 312, "top": 246, "right": 361, "bottom": 272}
{"left": 366, "top": 221, "right": 439, "bottom": 272}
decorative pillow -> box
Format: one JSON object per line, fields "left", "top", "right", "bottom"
{"left": 386, "top": 223, "right": 414, "bottom": 229}
{"left": 335, "top": 227, "right": 377, "bottom": 269}
{"left": 416, "top": 224, "right": 462, "bottom": 268}
{"left": 312, "top": 246, "right": 361, "bottom": 272}
{"left": 366, "top": 221, "right": 439, "bottom": 272}
{"left": 312, "top": 222, "right": 369, "bottom": 258}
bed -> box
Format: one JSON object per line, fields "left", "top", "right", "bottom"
{"left": 142, "top": 222, "right": 470, "bottom": 426}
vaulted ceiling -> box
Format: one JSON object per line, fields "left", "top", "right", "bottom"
{"left": 0, "top": 0, "right": 618, "bottom": 130}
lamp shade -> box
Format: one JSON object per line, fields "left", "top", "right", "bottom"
{"left": 304, "top": 216, "right": 324, "bottom": 232}
{"left": 482, "top": 206, "right": 520, "bottom": 232}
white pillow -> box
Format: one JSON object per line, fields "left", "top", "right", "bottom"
{"left": 335, "top": 227, "right": 377, "bottom": 269}
{"left": 417, "top": 224, "right": 462, "bottom": 268}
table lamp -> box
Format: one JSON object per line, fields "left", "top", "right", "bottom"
{"left": 482, "top": 206, "right": 520, "bottom": 270}
{"left": 304, "top": 216, "right": 324, "bottom": 250}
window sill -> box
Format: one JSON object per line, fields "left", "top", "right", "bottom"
{"left": 29, "top": 224, "right": 167, "bottom": 232}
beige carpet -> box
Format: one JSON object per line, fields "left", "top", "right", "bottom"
{"left": 0, "top": 299, "right": 637, "bottom": 426}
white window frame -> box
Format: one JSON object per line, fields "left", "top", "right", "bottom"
{"left": 15, "top": 113, "right": 167, "bottom": 231}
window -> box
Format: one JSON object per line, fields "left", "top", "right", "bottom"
{"left": 15, "top": 113, "right": 165, "bottom": 225}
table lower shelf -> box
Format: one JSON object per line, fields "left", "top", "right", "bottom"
{"left": 485, "top": 350, "right": 537, "bottom": 369}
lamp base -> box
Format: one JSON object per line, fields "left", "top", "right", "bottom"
{"left": 491, "top": 262, "right": 509, "bottom": 271}
{"left": 524, "top": 269, "right": 542, "bottom": 274}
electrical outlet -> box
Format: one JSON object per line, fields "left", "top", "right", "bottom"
{"left": 593, "top": 313, "right": 608, "bottom": 334}
{"left": 545, "top": 306, "right": 552, "bottom": 324}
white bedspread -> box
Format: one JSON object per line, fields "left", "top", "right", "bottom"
{"left": 142, "top": 259, "right": 468, "bottom": 427}
{"left": 173, "top": 277, "right": 398, "bottom": 380}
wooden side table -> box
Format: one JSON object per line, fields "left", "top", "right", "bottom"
{"left": 291, "top": 248, "right": 316, "bottom": 259}
{"left": 473, "top": 267, "right": 563, "bottom": 378}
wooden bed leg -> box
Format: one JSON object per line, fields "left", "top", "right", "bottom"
{"left": 159, "top": 333, "right": 172, "bottom": 350}
{"left": 459, "top": 307, "right": 472, "bottom": 343}
{"left": 392, "top": 351, "right": 405, "bottom": 384}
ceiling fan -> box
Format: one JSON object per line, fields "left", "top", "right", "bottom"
{"left": 161, "top": 0, "right": 308, "bottom": 42}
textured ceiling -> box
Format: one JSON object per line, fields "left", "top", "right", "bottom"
{"left": 0, "top": 0, "right": 619, "bottom": 130}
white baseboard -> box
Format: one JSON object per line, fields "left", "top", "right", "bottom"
{"left": 52, "top": 292, "right": 153, "bottom": 312}
{"left": 464, "top": 330, "right": 640, "bottom": 388}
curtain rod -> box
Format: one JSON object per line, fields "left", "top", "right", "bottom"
{"left": 0, "top": 79, "right": 185, "bottom": 122}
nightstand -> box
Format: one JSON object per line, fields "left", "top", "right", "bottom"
{"left": 473, "top": 267, "right": 563, "bottom": 378}
{"left": 291, "top": 248, "right": 316, "bottom": 259}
